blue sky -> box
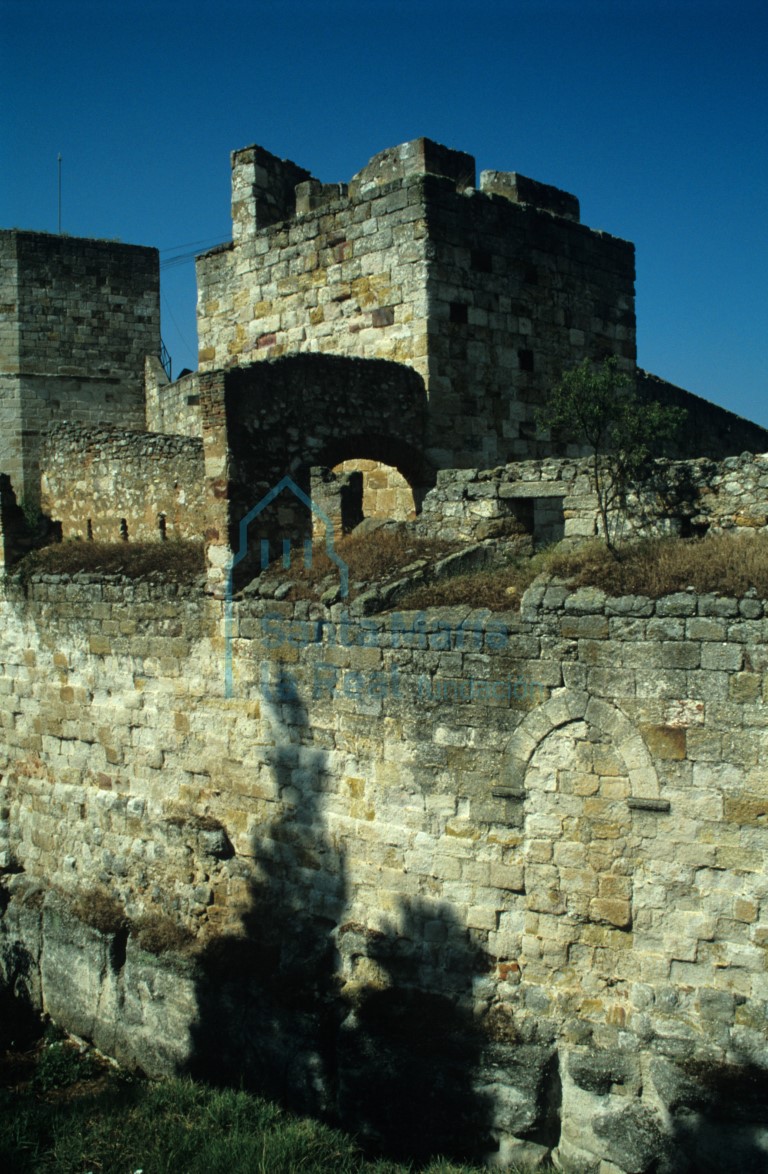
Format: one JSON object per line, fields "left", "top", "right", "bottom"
{"left": 3, "top": 0, "right": 767, "bottom": 425}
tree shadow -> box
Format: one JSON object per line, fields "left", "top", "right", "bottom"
{"left": 187, "top": 667, "right": 347, "bottom": 1116}
{"left": 335, "top": 899, "right": 495, "bottom": 1162}
{"left": 187, "top": 667, "right": 496, "bottom": 1161}
{"left": 665, "top": 1057, "right": 768, "bottom": 1173}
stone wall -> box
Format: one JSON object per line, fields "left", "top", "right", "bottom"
{"left": 419, "top": 451, "right": 768, "bottom": 546}
{"left": 39, "top": 422, "right": 205, "bottom": 543}
{"left": 144, "top": 358, "right": 201, "bottom": 438}
{"left": 1, "top": 572, "right": 766, "bottom": 1171}
{"left": 0, "top": 230, "right": 159, "bottom": 506}
{"left": 637, "top": 371, "right": 768, "bottom": 460}
{"left": 197, "top": 354, "right": 431, "bottom": 588}
{"left": 196, "top": 139, "right": 636, "bottom": 471}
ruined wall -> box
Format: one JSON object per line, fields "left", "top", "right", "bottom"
{"left": 0, "top": 231, "right": 159, "bottom": 506}
{"left": 197, "top": 355, "right": 430, "bottom": 588}
{"left": 40, "top": 423, "right": 205, "bottom": 543}
{"left": 1, "top": 573, "right": 766, "bottom": 1171}
{"left": 419, "top": 451, "right": 768, "bottom": 546}
{"left": 196, "top": 139, "right": 635, "bottom": 471}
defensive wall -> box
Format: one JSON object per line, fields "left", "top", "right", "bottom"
{"left": 20, "top": 435, "right": 768, "bottom": 578}
{"left": 0, "top": 569, "right": 767, "bottom": 1172}
{"left": 195, "top": 138, "right": 637, "bottom": 470}
{"left": 2, "top": 134, "right": 768, "bottom": 1173}
{"left": 0, "top": 230, "right": 160, "bottom": 508}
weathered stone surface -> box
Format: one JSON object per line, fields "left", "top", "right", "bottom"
{"left": 0, "top": 230, "right": 158, "bottom": 507}
{"left": 2, "top": 571, "right": 767, "bottom": 1172}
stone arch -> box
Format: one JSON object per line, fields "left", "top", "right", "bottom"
{"left": 310, "top": 433, "right": 428, "bottom": 514}
{"left": 200, "top": 355, "right": 435, "bottom": 583}
{"left": 303, "top": 433, "right": 427, "bottom": 533}
{"left": 502, "top": 689, "right": 663, "bottom": 952}
{"left": 504, "top": 689, "right": 660, "bottom": 803}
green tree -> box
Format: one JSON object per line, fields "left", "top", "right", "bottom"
{"left": 538, "top": 357, "right": 686, "bottom": 553}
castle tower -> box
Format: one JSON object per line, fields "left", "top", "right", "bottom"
{"left": 0, "top": 230, "right": 160, "bottom": 507}
{"left": 196, "top": 138, "right": 636, "bottom": 470}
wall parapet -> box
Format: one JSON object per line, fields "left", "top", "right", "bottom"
{"left": 418, "top": 450, "right": 768, "bottom": 545}
{"left": 40, "top": 422, "right": 205, "bottom": 544}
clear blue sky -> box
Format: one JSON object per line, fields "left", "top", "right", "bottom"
{"left": 3, "top": 0, "right": 767, "bottom": 426}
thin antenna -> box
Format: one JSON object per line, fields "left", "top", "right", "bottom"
{"left": 57, "top": 154, "right": 62, "bottom": 233}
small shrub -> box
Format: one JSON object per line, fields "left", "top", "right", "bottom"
{"left": 131, "top": 913, "right": 195, "bottom": 955}
{"left": 71, "top": 888, "right": 127, "bottom": 935}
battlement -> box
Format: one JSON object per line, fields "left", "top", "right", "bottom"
{"left": 231, "top": 144, "right": 313, "bottom": 240}
{"left": 227, "top": 137, "right": 580, "bottom": 238}
{"left": 198, "top": 137, "right": 633, "bottom": 471}
{"left": 479, "top": 169, "right": 580, "bottom": 221}
{"left": 348, "top": 137, "right": 476, "bottom": 196}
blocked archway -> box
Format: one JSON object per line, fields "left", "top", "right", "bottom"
{"left": 503, "top": 689, "right": 663, "bottom": 993}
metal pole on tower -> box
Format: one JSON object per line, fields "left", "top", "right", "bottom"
{"left": 57, "top": 154, "right": 62, "bottom": 233}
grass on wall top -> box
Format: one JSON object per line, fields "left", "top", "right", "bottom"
{"left": 10, "top": 531, "right": 768, "bottom": 606}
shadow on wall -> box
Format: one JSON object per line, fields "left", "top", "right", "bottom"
{"left": 663, "top": 1058, "right": 768, "bottom": 1174}
{"left": 335, "top": 900, "right": 494, "bottom": 1161}
{"left": 186, "top": 669, "right": 495, "bottom": 1162}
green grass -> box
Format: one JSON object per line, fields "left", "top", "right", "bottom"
{"left": 0, "top": 1071, "right": 539, "bottom": 1174}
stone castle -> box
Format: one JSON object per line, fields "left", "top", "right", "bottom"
{"left": 1, "top": 139, "right": 768, "bottom": 1172}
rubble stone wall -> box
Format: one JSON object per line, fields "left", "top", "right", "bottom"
{"left": 1, "top": 574, "right": 766, "bottom": 1171}
{"left": 419, "top": 452, "right": 768, "bottom": 545}
{"left": 40, "top": 423, "right": 205, "bottom": 543}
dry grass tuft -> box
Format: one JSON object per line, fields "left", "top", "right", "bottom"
{"left": 397, "top": 568, "right": 522, "bottom": 611}
{"left": 545, "top": 532, "right": 768, "bottom": 598}
{"left": 131, "top": 913, "right": 196, "bottom": 956}
{"left": 14, "top": 540, "right": 205, "bottom": 581}
{"left": 397, "top": 533, "right": 768, "bottom": 611}
{"left": 70, "top": 889, "right": 127, "bottom": 936}
{"left": 259, "top": 527, "right": 458, "bottom": 599}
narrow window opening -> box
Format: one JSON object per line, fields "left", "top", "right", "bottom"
{"left": 86, "top": 518, "right": 93, "bottom": 541}
{"left": 449, "top": 302, "right": 468, "bottom": 324}
{"left": 120, "top": 518, "right": 129, "bottom": 542}
{"left": 158, "top": 513, "right": 167, "bottom": 541}
{"left": 518, "top": 348, "right": 534, "bottom": 372}
{"left": 524, "top": 266, "right": 538, "bottom": 285}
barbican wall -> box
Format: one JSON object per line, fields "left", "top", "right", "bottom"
{"left": 40, "top": 422, "right": 205, "bottom": 544}
{"left": 0, "top": 571, "right": 766, "bottom": 1171}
